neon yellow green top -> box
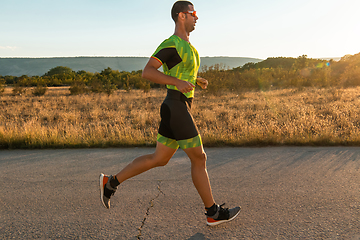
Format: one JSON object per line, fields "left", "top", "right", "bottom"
{"left": 151, "top": 35, "right": 200, "bottom": 98}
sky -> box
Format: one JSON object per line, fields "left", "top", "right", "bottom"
{"left": 1, "top": 0, "right": 359, "bottom": 60}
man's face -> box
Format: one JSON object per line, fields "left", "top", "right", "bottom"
{"left": 184, "top": 5, "right": 198, "bottom": 33}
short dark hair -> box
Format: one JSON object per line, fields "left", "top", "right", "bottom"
{"left": 171, "top": 1, "right": 193, "bottom": 22}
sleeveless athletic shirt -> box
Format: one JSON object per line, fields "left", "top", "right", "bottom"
{"left": 151, "top": 35, "right": 200, "bottom": 98}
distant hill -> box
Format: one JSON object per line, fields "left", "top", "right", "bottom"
{"left": 0, "top": 56, "right": 263, "bottom": 77}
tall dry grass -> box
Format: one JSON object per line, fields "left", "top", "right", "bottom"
{"left": 0, "top": 87, "right": 163, "bottom": 148}
{"left": 195, "top": 87, "right": 360, "bottom": 146}
{"left": 1, "top": 86, "right": 360, "bottom": 149}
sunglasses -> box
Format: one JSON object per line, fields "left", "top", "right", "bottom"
{"left": 179, "top": 10, "right": 197, "bottom": 17}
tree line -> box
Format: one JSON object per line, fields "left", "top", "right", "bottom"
{"left": 0, "top": 67, "right": 160, "bottom": 96}
{"left": 1, "top": 53, "right": 359, "bottom": 96}
{"left": 201, "top": 53, "right": 360, "bottom": 95}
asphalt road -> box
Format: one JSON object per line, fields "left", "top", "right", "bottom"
{"left": 1, "top": 147, "right": 360, "bottom": 239}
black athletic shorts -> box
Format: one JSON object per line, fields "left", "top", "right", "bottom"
{"left": 157, "top": 89, "right": 202, "bottom": 149}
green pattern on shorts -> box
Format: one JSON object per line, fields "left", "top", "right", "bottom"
{"left": 157, "top": 134, "right": 202, "bottom": 150}
{"left": 177, "top": 135, "right": 202, "bottom": 149}
{"left": 157, "top": 134, "right": 179, "bottom": 149}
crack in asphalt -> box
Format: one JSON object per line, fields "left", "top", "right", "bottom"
{"left": 137, "top": 181, "right": 164, "bottom": 240}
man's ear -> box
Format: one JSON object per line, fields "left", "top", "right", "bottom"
{"left": 178, "top": 12, "right": 186, "bottom": 21}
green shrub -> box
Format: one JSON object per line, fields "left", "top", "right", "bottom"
{"left": 0, "top": 79, "right": 4, "bottom": 95}
{"left": 69, "top": 79, "right": 89, "bottom": 95}
{"left": 32, "top": 85, "right": 47, "bottom": 96}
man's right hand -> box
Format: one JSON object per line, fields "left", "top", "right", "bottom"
{"left": 176, "top": 80, "right": 195, "bottom": 94}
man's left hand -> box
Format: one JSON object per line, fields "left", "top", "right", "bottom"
{"left": 196, "top": 77, "right": 208, "bottom": 89}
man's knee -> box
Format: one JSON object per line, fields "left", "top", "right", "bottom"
{"left": 155, "top": 157, "right": 170, "bottom": 167}
{"left": 200, "top": 151, "right": 207, "bottom": 163}
{"left": 189, "top": 149, "right": 207, "bottom": 164}
{"left": 149, "top": 153, "right": 171, "bottom": 167}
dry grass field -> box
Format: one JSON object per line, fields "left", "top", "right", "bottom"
{"left": 1, "top": 86, "right": 360, "bottom": 149}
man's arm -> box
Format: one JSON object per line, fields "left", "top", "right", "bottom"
{"left": 142, "top": 58, "right": 195, "bottom": 94}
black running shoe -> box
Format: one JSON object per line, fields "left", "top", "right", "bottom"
{"left": 99, "top": 173, "right": 117, "bottom": 209}
{"left": 206, "top": 203, "right": 241, "bottom": 226}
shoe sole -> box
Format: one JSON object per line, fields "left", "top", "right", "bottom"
{"left": 206, "top": 208, "right": 241, "bottom": 226}
{"left": 99, "top": 173, "right": 108, "bottom": 209}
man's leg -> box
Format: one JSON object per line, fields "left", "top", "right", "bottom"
{"left": 183, "top": 145, "right": 241, "bottom": 226}
{"left": 115, "top": 141, "right": 177, "bottom": 183}
{"left": 182, "top": 145, "right": 215, "bottom": 208}
{"left": 100, "top": 141, "right": 177, "bottom": 208}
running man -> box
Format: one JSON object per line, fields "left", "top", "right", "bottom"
{"left": 100, "top": 1, "right": 240, "bottom": 226}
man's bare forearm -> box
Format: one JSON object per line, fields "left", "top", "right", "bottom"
{"left": 142, "top": 64, "right": 180, "bottom": 86}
